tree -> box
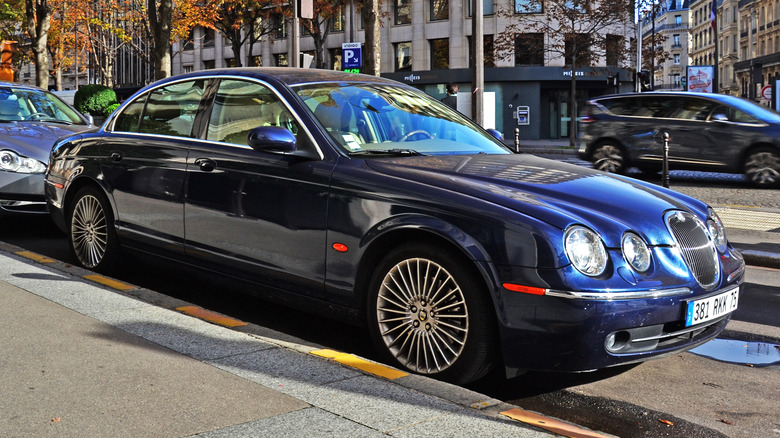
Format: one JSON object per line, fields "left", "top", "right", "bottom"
{"left": 25, "top": 0, "right": 53, "bottom": 88}
{"left": 361, "top": 0, "right": 380, "bottom": 76}
{"left": 496, "top": 0, "right": 633, "bottom": 147}
{"left": 212, "top": 0, "right": 275, "bottom": 67}
{"left": 301, "top": 0, "right": 347, "bottom": 69}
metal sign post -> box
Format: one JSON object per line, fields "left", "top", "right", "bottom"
{"left": 662, "top": 131, "right": 670, "bottom": 188}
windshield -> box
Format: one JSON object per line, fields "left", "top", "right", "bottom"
{"left": 0, "top": 87, "right": 86, "bottom": 124}
{"left": 294, "top": 82, "right": 510, "bottom": 156}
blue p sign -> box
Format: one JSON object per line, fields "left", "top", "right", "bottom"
{"left": 342, "top": 43, "right": 362, "bottom": 69}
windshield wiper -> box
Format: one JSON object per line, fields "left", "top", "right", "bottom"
{"left": 31, "top": 117, "right": 74, "bottom": 125}
{"left": 349, "top": 148, "right": 426, "bottom": 157}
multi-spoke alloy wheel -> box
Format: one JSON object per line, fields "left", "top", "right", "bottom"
{"left": 744, "top": 148, "right": 780, "bottom": 188}
{"left": 376, "top": 257, "right": 468, "bottom": 374}
{"left": 592, "top": 143, "right": 625, "bottom": 173}
{"left": 368, "top": 244, "right": 496, "bottom": 384}
{"left": 69, "top": 187, "right": 118, "bottom": 271}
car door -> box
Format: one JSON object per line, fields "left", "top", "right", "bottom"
{"left": 184, "top": 78, "right": 333, "bottom": 298}
{"left": 100, "top": 79, "right": 208, "bottom": 253}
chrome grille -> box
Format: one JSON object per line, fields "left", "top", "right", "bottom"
{"left": 665, "top": 211, "right": 719, "bottom": 290}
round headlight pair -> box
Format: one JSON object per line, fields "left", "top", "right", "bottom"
{"left": 565, "top": 226, "right": 652, "bottom": 277}
{"left": 707, "top": 208, "right": 728, "bottom": 253}
{"left": 0, "top": 150, "right": 46, "bottom": 174}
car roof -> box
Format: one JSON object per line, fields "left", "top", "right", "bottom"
{"left": 152, "top": 68, "right": 399, "bottom": 89}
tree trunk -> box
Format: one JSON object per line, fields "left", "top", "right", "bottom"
{"left": 25, "top": 0, "right": 52, "bottom": 89}
{"left": 148, "top": 0, "right": 173, "bottom": 80}
{"left": 363, "top": 0, "right": 380, "bottom": 76}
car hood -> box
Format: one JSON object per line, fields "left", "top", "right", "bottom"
{"left": 365, "top": 154, "right": 707, "bottom": 247}
{"left": 0, "top": 122, "right": 89, "bottom": 162}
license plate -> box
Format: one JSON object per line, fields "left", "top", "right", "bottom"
{"left": 685, "top": 287, "right": 739, "bottom": 327}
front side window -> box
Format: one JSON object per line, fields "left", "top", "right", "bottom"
{"left": 206, "top": 80, "right": 299, "bottom": 146}
{"left": 132, "top": 80, "right": 206, "bottom": 137}
{"left": 295, "top": 82, "right": 509, "bottom": 155}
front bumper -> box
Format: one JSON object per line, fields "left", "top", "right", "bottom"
{"left": 497, "top": 283, "right": 739, "bottom": 372}
{"left": 0, "top": 172, "right": 47, "bottom": 214}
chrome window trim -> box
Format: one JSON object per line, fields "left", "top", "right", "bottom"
{"left": 105, "top": 75, "right": 325, "bottom": 160}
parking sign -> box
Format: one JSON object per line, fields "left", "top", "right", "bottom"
{"left": 342, "top": 43, "right": 362, "bottom": 70}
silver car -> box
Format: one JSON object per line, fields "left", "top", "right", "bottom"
{"left": 0, "top": 83, "right": 93, "bottom": 214}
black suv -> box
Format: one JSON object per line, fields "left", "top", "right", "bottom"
{"left": 577, "top": 91, "right": 780, "bottom": 188}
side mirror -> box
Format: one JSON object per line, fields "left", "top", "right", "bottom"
{"left": 247, "top": 126, "right": 297, "bottom": 153}
{"left": 486, "top": 129, "right": 504, "bottom": 141}
{"left": 85, "top": 114, "right": 94, "bottom": 126}
{"left": 711, "top": 113, "right": 729, "bottom": 123}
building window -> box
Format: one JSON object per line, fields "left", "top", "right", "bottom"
{"left": 430, "top": 0, "right": 448, "bottom": 21}
{"left": 183, "top": 65, "right": 193, "bottom": 73}
{"left": 466, "top": 35, "right": 495, "bottom": 68}
{"left": 469, "top": 0, "right": 494, "bottom": 16}
{"left": 395, "top": 42, "right": 412, "bottom": 71}
{"left": 674, "top": 54, "right": 680, "bottom": 64}
{"left": 203, "top": 60, "right": 215, "bottom": 70}
{"left": 605, "top": 34, "right": 622, "bottom": 66}
{"left": 673, "top": 74, "right": 681, "bottom": 87}
{"left": 251, "top": 55, "right": 262, "bottom": 67}
{"left": 515, "top": 0, "right": 542, "bottom": 13}
{"left": 673, "top": 34, "right": 681, "bottom": 48}
{"left": 225, "top": 58, "right": 238, "bottom": 67}
{"left": 274, "top": 53, "right": 288, "bottom": 67}
{"left": 275, "top": 14, "right": 287, "bottom": 39}
{"left": 331, "top": 5, "right": 346, "bottom": 32}
{"left": 675, "top": 14, "right": 682, "bottom": 25}
{"left": 330, "top": 48, "right": 342, "bottom": 70}
{"left": 430, "top": 38, "right": 449, "bottom": 69}
{"left": 203, "top": 28, "right": 215, "bottom": 47}
{"left": 564, "top": 33, "right": 592, "bottom": 67}
{"left": 515, "top": 33, "right": 544, "bottom": 65}
{"left": 395, "top": 0, "right": 411, "bottom": 24}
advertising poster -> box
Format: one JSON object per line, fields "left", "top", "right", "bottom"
{"left": 686, "top": 66, "right": 714, "bottom": 93}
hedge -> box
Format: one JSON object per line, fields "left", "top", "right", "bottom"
{"left": 74, "top": 85, "right": 118, "bottom": 117}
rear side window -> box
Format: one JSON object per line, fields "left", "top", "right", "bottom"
{"left": 600, "top": 96, "right": 679, "bottom": 119}
{"left": 139, "top": 80, "right": 207, "bottom": 137}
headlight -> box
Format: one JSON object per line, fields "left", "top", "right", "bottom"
{"left": 0, "top": 150, "right": 46, "bottom": 174}
{"left": 707, "top": 208, "right": 728, "bottom": 253}
{"left": 622, "top": 232, "right": 651, "bottom": 273}
{"left": 564, "top": 225, "right": 608, "bottom": 276}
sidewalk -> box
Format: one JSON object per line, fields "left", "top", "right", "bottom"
{"left": 0, "top": 248, "right": 566, "bottom": 438}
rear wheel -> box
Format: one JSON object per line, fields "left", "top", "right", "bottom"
{"left": 592, "top": 142, "right": 626, "bottom": 173}
{"left": 68, "top": 186, "right": 119, "bottom": 272}
{"left": 744, "top": 147, "right": 780, "bottom": 188}
{"left": 367, "top": 243, "right": 496, "bottom": 384}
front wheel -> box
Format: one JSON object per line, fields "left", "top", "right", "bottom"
{"left": 744, "top": 147, "right": 780, "bottom": 188}
{"left": 367, "top": 243, "right": 496, "bottom": 384}
{"left": 592, "top": 143, "right": 626, "bottom": 173}
{"left": 68, "top": 186, "right": 119, "bottom": 272}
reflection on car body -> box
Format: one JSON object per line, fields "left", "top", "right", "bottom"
{"left": 0, "top": 82, "right": 93, "bottom": 214}
{"left": 577, "top": 91, "right": 780, "bottom": 188}
{"left": 45, "top": 69, "right": 745, "bottom": 384}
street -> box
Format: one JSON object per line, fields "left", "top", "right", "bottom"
{"left": 1, "top": 171, "right": 778, "bottom": 438}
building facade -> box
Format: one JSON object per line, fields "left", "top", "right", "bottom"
{"left": 641, "top": 0, "right": 692, "bottom": 91}
{"left": 172, "top": 0, "right": 637, "bottom": 141}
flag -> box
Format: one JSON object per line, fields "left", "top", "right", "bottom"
{"left": 711, "top": 0, "right": 717, "bottom": 30}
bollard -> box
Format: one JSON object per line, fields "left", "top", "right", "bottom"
{"left": 662, "top": 131, "right": 670, "bottom": 188}
{"left": 514, "top": 128, "right": 520, "bottom": 153}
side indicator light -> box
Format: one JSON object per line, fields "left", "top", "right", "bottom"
{"left": 503, "top": 283, "right": 548, "bottom": 295}
{"left": 332, "top": 243, "right": 348, "bottom": 252}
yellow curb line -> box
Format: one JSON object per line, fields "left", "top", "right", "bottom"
{"left": 501, "top": 408, "right": 613, "bottom": 438}
{"left": 83, "top": 274, "right": 136, "bottom": 291}
{"left": 16, "top": 250, "right": 56, "bottom": 263}
{"left": 176, "top": 305, "right": 248, "bottom": 328}
{"left": 311, "top": 349, "right": 408, "bottom": 380}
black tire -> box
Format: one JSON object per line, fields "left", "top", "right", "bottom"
{"left": 68, "top": 186, "right": 119, "bottom": 272}
{"left": 367, "top": 243, "right": 497, "bottom": 384}
{"left": 592, "top": 142, "right": 626, "bottom": 174}
{"left": 744, "top": 147, "right": 780, "bottom": 188}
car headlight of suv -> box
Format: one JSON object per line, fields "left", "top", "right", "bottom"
{"left": 622, "top": 232, "right": 651, "bottom": 273}
{"left": 707, "top": 208, "right": 728, "bottom": 253}
{"left": 0, "top": 149, "right": 47, "bottom": 174}
{"left": 564, "top": 225, "right": 608, "bottom": 276}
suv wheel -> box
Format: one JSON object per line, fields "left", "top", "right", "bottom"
{"left": 592, "top": 143, "right": 626, "bottom": 173}
{"left": 744, "top": 147, "right": 780, "bottom": 188}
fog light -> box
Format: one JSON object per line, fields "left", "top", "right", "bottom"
{"left": 605, "top": 331, "right": 631, "bottom": 353}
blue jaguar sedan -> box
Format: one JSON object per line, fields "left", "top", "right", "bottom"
{"left": 45, "top": 69, "right": 745, "bottom": 384}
